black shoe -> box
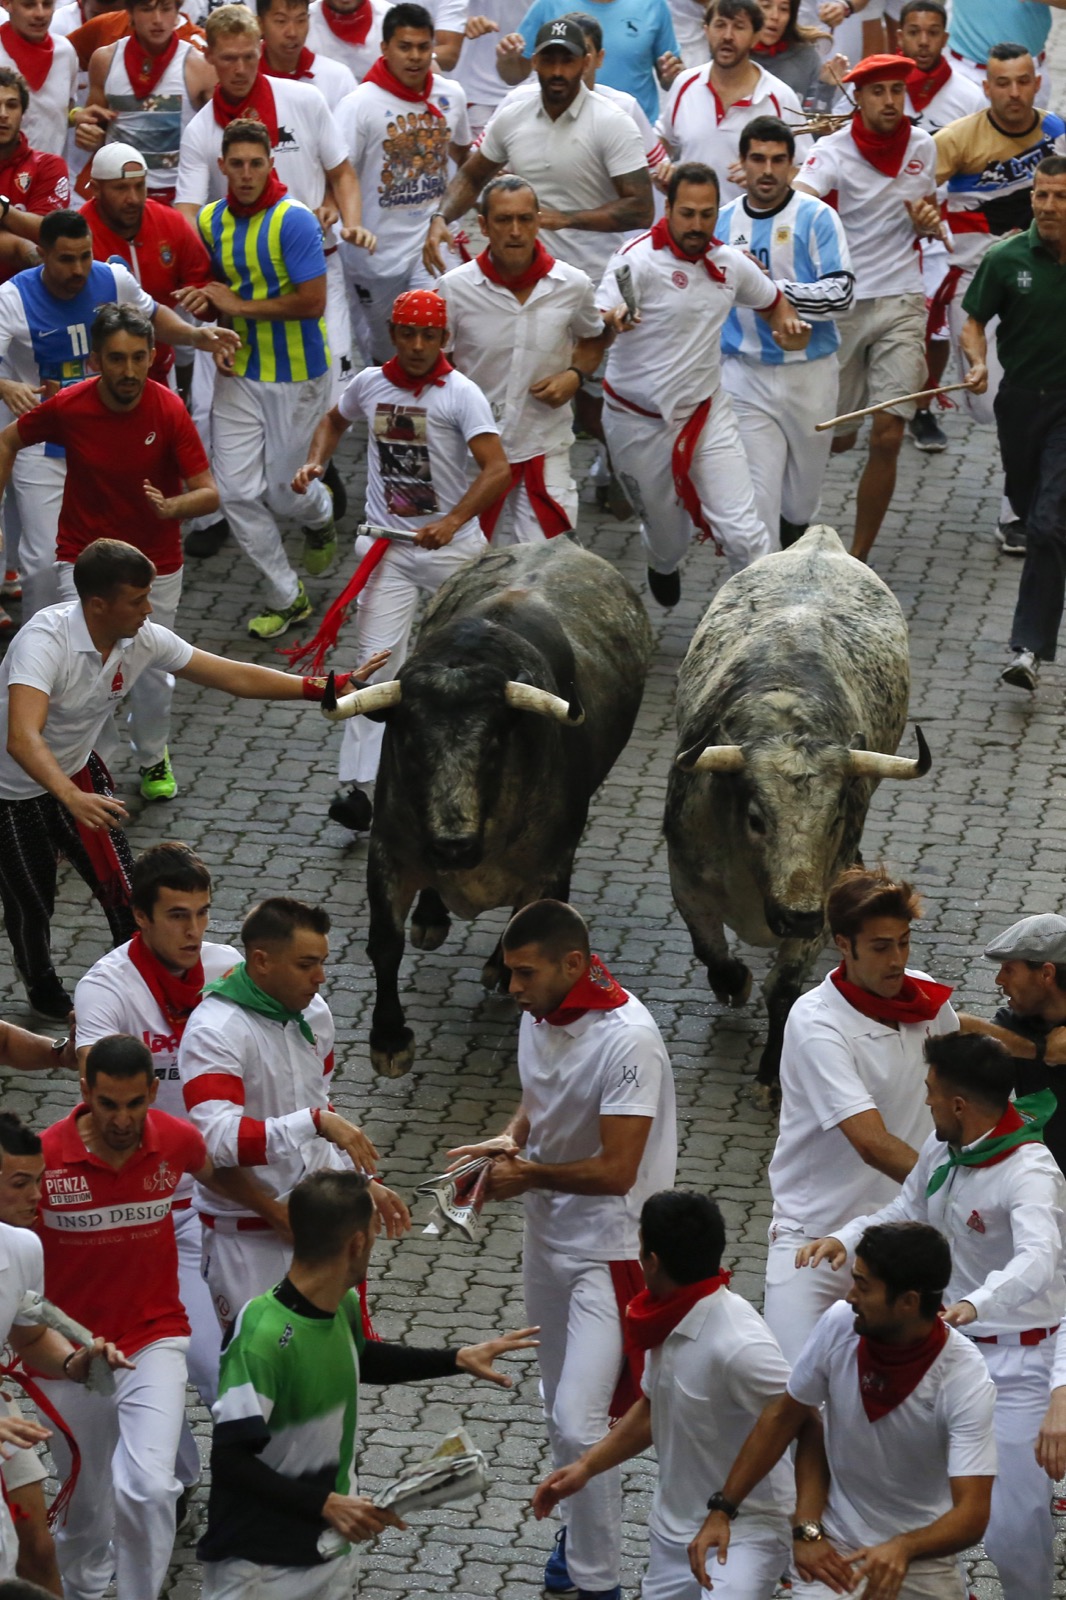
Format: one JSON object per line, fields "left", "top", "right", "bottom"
{"left": 27, "top": 970, "right": 74, "bottom": 1021}
{"left": 997, "top": 520, "right": 1027, "bottom": 556}
{"left": 779, "top": 517, "right": 807, "bottom": 548}
{"left": 908, "top": 408, "right": 947, "bottom": 452}
{"left": 322, "top": 459, "right": 348, "bottom": 522}
{"left": 184, "top": 518, "right": 229, "bottom": 558}
{"left": 328, "top": 786, "right": 373, "bottom": 832}
{"left": 647, "top": 566, "right": 681, "bottom": 607}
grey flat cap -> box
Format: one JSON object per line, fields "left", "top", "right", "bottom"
{"left": 983, "top": 914, "right": 1066, "bottom": 964}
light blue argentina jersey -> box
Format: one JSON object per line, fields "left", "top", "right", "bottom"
{"left": 718, "top": 191, "right": 853, "bottom": 364}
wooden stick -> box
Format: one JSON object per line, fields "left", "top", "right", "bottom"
{"left": 815, "top": 382, "right": 972, "bottom": 432}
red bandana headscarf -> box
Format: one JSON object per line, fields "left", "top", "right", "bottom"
{"left": 830, "top": 963, "right": 953, "bottom": 1025}
{"left": 362, "top": 55, "right": 443, "bottom": 117}
{"left": 857, "top": 1317, "right": 948, "bottom": 1421}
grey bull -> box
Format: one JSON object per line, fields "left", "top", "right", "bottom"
{"left": 322, "top": 539, "right": 653, "bottom": 1077}
{"left": 663, "top": 525, "right": 930, "bottom": 1100}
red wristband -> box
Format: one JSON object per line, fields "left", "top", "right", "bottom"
{"left": 302, "top": 671, "right": 353, "bottom": 702}
{"left": 312, "top": 1107, "right": 322, "bottom": 1133}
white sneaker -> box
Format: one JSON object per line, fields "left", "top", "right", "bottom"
{"left": 1001, "top": 649, "right": 1038, "bottom": 691}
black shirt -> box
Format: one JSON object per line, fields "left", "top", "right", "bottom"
{"left": 992, "top": 1004, "right": 1065, "bottom": 1173}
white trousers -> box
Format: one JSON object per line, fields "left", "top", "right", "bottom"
{"left": 794, "top": 1555, "right": 963, "bottom": 1600}
{"left": 720, "top": 356, "right": 839, "bottom": 536}
{"left": 201, "top": 1223, "right": 293, "bottom": 1330}
{"left": 42, "top": 1336, "right": 189, "bottom": 1600}
{"left": 57, "top": 562, "right": 183, "bottom": 766}
{"left": 642, "top": 1526, "right": 790, "bottom": 1600}
{"left": 978, "top": 1340, "right": 1055, "bottom": 1600}
{"left": 337, "top": 527, "right": 489, "bottom": 785}
{"left": 523, "top": 1231, "right": 625, "bottom": 1592}
{"left": 211, "top": 371, "right": 333, "bottom": 609}
{"left": 176, "top": 1204, "right": 221, "bottom": 1404}
{"left": 325, "top": 251, "right": 353, "bottom": 405}
{"left": 492, "top": 449, "right": 577, "bottom": 546}
{"left": 763, "top": 1234, "right": 849, "bottom": 1366}
{"left": 202, "top": 1547, "right": 359, "bottom": 1599}
{"left": 603, "top": 389, "right": 771, "bottom": 578}
{"left": 342, "top": 252, "right": 434, "bottom": 367}
{"left": 7, "top": 448, "right": 64, "bottom": 617}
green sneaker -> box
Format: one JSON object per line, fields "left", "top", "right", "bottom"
{"left": 303, "top": 518, "right": 337, "bottom": 576}
{"left": 248, "top": 581, "right": 313, "bottom": 640}
{"left": 139, "top": 748, "right": 177, "bottom": 802}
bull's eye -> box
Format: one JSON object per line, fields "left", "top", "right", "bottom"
{"left": 748, "top": 811, "right": 766, "bottom": 835}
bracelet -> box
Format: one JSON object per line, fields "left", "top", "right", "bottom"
{"left": 431, "top": 210, "right": 449, "bottom": 223}
{"left": 567, "top": 365, "right": 586, "bottom": 388}
{"left": 312, "top": 1107, "right": 323, "bottom": 1134}
{"left": 68, "top": 106, "right": 80, "bottom": 126}
{"left": 62, "top": 1349, "right": 79, "bottom": 1377}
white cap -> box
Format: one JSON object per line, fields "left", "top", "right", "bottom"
{"left": 89, "top": 143, "right": 149, "bottom": 181}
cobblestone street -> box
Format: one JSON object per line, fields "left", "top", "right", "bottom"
{"left": 3, "top": 33, "right": 1066, "bottom": 1593}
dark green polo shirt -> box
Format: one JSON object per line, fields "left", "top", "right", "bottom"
{"left": 962, "top": 221, "right": 1066, "bottom": 391}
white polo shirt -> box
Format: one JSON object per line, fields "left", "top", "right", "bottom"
{"left": 480, "top": 82, "right": 647, "bottom": 284}
{"left": 659, "top": 62, "right": 809, "bottom": 201}
{"left": 518, "top": 991, "right": 677, "bottom": 1260}
{"left": 75, "top": 939, "right": 242, "bottom": 1204}
{"left": 175, "top": 76, "right": 346, "bottom": 211}
{"left": 597, "top": 232, "right": 777, "bottom": 425}
{"left": 0, "top": 603, "right": 194, "bottom": 803}
{"left": 335, "top": 74, "right": 469, "bottom": 282}
{"left": 835, "top": 1131, "right": 1066, "bottom": 1337}
{"left": 485, "top": 78, "right": 666, "bottom": 167}
{"left": 642, "top": 1287, "right": 792, "bottom": 1544}
{"left": 790, "top": 1301, "right": 996, "bottom": 1550}
{"left": 437, "top": 254, "right": 602, "bottom": 459}
{"left": 905, "top": 63, "right": 985, "bottom": 133}
{"left": 338, "top": 364, "right": 497, "bottom": 535}
{"left": 768, "top": 969, "right": 953, "bottom": 1240}
{"left": 796, "top": 122, "right": 938, "bottom": 298}
{"left": 0, "top": 34, "right": 77, "bottom": 157}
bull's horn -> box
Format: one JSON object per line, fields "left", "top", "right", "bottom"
{"left": 504, "top": 681, "right": 584, "bottom": 725}
{"left": 676, "top": 743, "right": 746, "bottom": 773}
{"left": 845, "top": 724, "right": 931, "bottom": 781}
{"left": 321, "top": 680, "right": 403, "bottom": 722}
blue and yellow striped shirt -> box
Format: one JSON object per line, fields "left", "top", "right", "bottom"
{"left": 198, "top": 196, "right": 330, "bottom": 384}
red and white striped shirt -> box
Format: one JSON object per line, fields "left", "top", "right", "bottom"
{"left": 659, "top": 62, "right": 809, "bottom": 202}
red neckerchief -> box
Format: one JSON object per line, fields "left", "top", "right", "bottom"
{"left": 857, "top": 1317, "right": 948, "bottom": 1422}
{"left": 754, "top": 37, "right": 790, "bottom": 56}
{"left": 261, "top": 41, "right": 316, "bottom": 79}
{"left": 0, "top": 20, "right": 54, "bottom": 92}
{"left": 624, "top": 1273, "right": 732, "bottom": 1353}
{"left": 212, "top": 72, "right": 279, "bottom": 143}
{"left": 830, "top": 962, "right": 953, "bottom": 1025}
{"left": 476, "top": 237, "right": 555, "bottom": 294}
{"left": 650, "top": 215, "right": 726, "bottom": 283}
{"left": 227, "top": 167, "right": 288, "bottom": 217}
{"left": 127, "top": 931, "right": 205, "bottom": 1040}
{"left": 67, "top": 761, "right": 128, "bottom": 914}
{"left": 322, "top": 0, "right": 373, "bottom": 44}
{"left": 906, "top": 55, "right": 951, "bottom": 112}
{"left": 381, "top": 350, "right": 452, "bottom": 398}
{"left": 123, "top": 30, "right": 179, "bottom": 99}
{"left": 362, "top": 55, "right": 443, "bottom": 117}
{"left": 0, "top": 132, "right": 31, "bottom": 191}
{"left": 849, "top": 109, "right": 912, "bottom": 177}
{"left": 539, "top": 954, "right": 628, "bottom": 1026}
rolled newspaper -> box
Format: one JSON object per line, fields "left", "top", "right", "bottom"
{"left": 355, "top": 522, "right": 421, "bottom": 543}
{"left": 17, "top": 1291, "right": 116, "bottom": 1395}
{"left": 614, "top": 262, "right": 639, "bottom": 322}
{"left": 375, "top": 1428, "right": 488, "bottom": 1516}
{"left": 416, "top": 1157, "right": 492, "bottom": 1244}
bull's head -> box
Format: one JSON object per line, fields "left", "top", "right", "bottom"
{"left": 674, "top": 727, "right": 931, "bottom": 941}
{"left": 321, "top": 668, "right": 583, "bottom": 871}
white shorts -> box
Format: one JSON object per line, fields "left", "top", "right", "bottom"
{"left": 835, "top": 293, "right": 927, "bottom": 427}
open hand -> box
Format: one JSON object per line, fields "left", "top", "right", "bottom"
{"left": 455, "top": 1325, "right": 539, "bottom": 1387}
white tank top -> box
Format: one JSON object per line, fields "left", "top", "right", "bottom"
{"left": 102, "top": 36, "right": 195, "bottom": 192}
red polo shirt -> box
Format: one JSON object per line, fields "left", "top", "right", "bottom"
{"left": 38, "top": 1106, "right": 206, "bottom": 1355}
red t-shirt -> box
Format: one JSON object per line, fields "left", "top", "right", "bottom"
{"left": 16, "top": 377, "right": 210, "bottom": 573}
{"left": 38, "top": 1106, "right": 207, "bottom": 1356}
{"left": 81, "top": 197, "right": 212, "bottom": 380}
{"left": 0, "top": 138, "right": 71, "bottom": 284}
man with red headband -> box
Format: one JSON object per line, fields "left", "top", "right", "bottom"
{"left": 795, "top": 53, "right": 941, "bottom": 562}
{"left": 437, "top": 174, "right": 610, "bottom": 544}
{"left": 800, "top": 1033, "right": 1065, "bottom": 1600}
{"left": 532, "top": 1190, "right": 792, "bottom": 1600}
{"left": 292, "top": 285, "right": 509, "bottom": 834}
{"left": 763, "top": 866, "right": 956, "bottom": 1366}
{"left": 445, "top": 899, "right": 677, "bottom": 1600}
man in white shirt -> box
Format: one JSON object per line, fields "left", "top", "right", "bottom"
{"left": 794, "top": 53, "right": 941, "bottom": 561}
{"left": 291, "top": 287, "right": 509, "bottom": 833}
{"left": 437, "top": 174, "right": 609, "bottom": 544}
{"left": 0, "top": 537, "right": 382, "bottom": 1020}
{"left": 447, "top": 899, "right": 677, "bottom": 1600}
{"left": 532, "top": 1189, "right": 792, "bottom": 1600}
{"left": 692, "top": 1221, "right": 996, "bottom": 1600}
{"left": 595, "top": 160, "right": 807, "bottom": 607}
{"left": 764, "top": 865, "right": 956, "bottom": 1364}
{"left": 258, "top": 0, "right": 357, "bottom": 110}
{"left": 802, "top": 1033, "right": 1065, "bottom": 1600}
{"left": 178, "top": 895, "right": 410, "bottom": 1330}
{"left": 0, "top": 0, "right": 78, "bottom": 156}
{"left": 658, "top": 0, "right": 809, "bottom": 202}
{"left": 334, "top": 1, "right": 470, "bottom": 365}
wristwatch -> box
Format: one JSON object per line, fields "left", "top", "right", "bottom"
{"left": 792, "top": 1521, "right": 825, "bottom": 1542}
{"left": 0, "top": 196, "right": 10, "bottom": 225}
{"left": 50, "top": 1034, "right": 67, "bottom": 1055}
{"left": 706, "top": 1492, "right": 739, "bottom": 1520}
